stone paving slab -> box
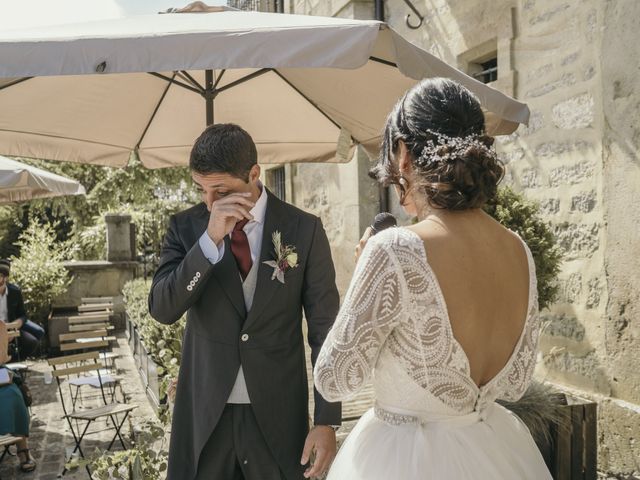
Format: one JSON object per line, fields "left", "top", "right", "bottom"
{"left": 0, "top": 335, "right": 157, "bottom": 480}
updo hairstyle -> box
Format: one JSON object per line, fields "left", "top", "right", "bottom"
{"left": 370, "top": 78, "right": 504, "bottom": 210}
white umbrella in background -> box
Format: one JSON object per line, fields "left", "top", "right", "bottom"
{"left": 0, "top": 156, "right": 85, "bottom": 203}
{"left": 0, "top": 7, "right": 530, "bottom": 168}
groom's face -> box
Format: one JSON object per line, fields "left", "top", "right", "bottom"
{"left": 191, "top": 164, "right": 261, "bottom": 211}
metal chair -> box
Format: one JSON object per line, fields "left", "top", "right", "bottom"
{"left": 57, "top": 330, "right": 122, "bottom": 408}
{"left": 0, "top": 434, "right": 21, "bottom": 466}
{"left": 47, "top": 351, "right": 137, "bottom": 478}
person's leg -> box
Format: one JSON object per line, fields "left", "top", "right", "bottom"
{"left": 17, "top": 330, "right": 38, "bottom": 359}
{"left": 16, "top": 437, "right": 36, "bottom": 472}
{"left": 232, "top": 405, "right": 286, "bottom": 480}
{"left": 195, "top": 405, "right": 244, "bottom": 480}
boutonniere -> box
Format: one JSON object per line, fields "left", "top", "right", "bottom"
{"left": 263, "top": 230, "right": 298, "bottom": 284}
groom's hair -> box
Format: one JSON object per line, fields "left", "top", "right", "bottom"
{"left": 190, "top": 123, "right": 257, "bottom": 182}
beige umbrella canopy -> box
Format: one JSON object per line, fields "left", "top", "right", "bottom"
{"left": 0, "top": 9, "right": 529, "bottom": 168}
{"left": 0, "top": 156, "right": 85, "bottom": 203}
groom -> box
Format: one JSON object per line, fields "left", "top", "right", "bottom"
{"left": 149, "top": 124, "right": 341, "bottom": 480}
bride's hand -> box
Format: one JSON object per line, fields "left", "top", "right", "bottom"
{"left": 300, "top": 425, "right": 337, "bottom": 478}
{"left": 354, "top": 227, "right": 373, "bottom": 264}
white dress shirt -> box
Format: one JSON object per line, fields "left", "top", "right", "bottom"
{"left": 0, "top": 287, "right": 8, "bottom": 323}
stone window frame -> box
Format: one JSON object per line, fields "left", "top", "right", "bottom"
{"left": 456, "top": 7, "right": 517, "bottom": 97}
{"left": 264, "top": 164, "right": 295, "bottom": 202}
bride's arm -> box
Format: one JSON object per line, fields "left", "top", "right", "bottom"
{"left": 314, "top": 234, "right": 404, "bottom": 402}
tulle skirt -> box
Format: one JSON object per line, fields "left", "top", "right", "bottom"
{"left": 328, "top": 403, "right": 552, "bottom": 480}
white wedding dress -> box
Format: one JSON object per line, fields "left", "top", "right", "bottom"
{"left": 314, "top": 228, "right": 552, "bottom": 480}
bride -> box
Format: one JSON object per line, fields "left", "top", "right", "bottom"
{"left": 314, "top": 78, "right": 552, "bottom": 479}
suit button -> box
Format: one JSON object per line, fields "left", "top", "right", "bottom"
{"left": 187, "top": 285, "right": 193, "bottom": 292}
{"left": 241, "top": 334, "right": 249, "bottom": 342}
{"left": 195, "top": 271, "right": 201, "bottom": 278}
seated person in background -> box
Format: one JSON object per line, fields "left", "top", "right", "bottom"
{"left": 0, "top": 259, "right": 39, "bottom": 360}
{"left": 0, "top": 321, "right": 36, "bottom": 472}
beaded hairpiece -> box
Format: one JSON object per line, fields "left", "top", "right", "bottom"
{"left": 417, "top": 130, "right": 496, "bottom": 167}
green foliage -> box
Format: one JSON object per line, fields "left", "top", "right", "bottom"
{"left": 123, "top": 278, "right": 184, "bottom": 415}
{"left": 3, "top": 156, "right": 197, "bottom": 263}
{"left": 9, "top": 220, "right": 71, "bottom": 322}
{"left": 0, "top": 205, "right": 25, "bottom": 259}
{"left": 86, "top": 421, "right": 168, "bottom": 480}
{"left": 484, "top": 187, "right": 562, "bottom": 309}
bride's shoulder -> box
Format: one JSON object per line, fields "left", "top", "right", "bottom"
{"left": 366, "top": 227, "right": 423, "bottom": 256}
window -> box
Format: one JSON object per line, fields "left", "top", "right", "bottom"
{"left": 267, "top": 166, "right": 286, "bottom": 200}
{"left": 472, "top": 57, "right": 498, "bottom": 84}
{"left": 458, "top": 39, "right": 499, "bottom": 86}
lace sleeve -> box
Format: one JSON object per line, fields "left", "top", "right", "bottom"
{"left": 314, "top": 233, "right": 405, "bottom": 402}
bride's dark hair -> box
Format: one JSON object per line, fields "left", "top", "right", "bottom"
{"left": 370, "top": 78, "right": 504, "bottom": 210}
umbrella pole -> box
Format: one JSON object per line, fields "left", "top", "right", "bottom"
{"left": 205, "top": 69, "right": 214, "bottom": 126}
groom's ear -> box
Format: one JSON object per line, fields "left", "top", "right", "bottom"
{"left": 249, "top": 164, "right": 261, "bottom": 183}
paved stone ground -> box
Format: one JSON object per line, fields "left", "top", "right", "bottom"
{"left": 0, "top": 335, "right": 156, "bottom": 480}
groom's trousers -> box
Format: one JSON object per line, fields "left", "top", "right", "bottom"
{"left": 195, "top": 404, "right": 286, "bottom": 480}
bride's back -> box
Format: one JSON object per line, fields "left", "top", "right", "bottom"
{"left": 407, "top": 211, "right": 530, "bottom": 388}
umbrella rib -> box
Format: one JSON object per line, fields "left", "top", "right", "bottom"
{"left": 271, "top": 70, "right": 342, "bottom": 131}
{"left": 212, "top": 70, "right": 226, "bottom": 90}
{"left": 136, "top": 72, "right": 177, "bottom": 150}
{"left": 369, "top": 56, "right": 398, "bottom": 68}
{"left": 0, "top": 77, "right": 33, "bottom": 91}
{"left": 148, "top": 72, "right": 203, "bottom": 95}
{"left": 177, "top": 71, "right": 204, "bottom": 92}
{"left": 214, "top": 68, "right": 272, "bottom": 94}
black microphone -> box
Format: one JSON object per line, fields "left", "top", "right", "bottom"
{"left": 370, "top": 212, "right": 397, "bottom": 235}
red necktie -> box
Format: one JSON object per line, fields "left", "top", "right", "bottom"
{"left": 231, "top": 219, "right": 252, "bottom": 280}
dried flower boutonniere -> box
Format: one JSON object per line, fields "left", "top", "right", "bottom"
{"left": 263, "top": 231, "right": 298, "bottom": 284}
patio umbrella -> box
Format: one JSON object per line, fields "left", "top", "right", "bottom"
{"left": 0, "top": 156, "right": 85, "bottom": 203}
{"left": 0, "top": 8, "right": 529, "bottom": 168}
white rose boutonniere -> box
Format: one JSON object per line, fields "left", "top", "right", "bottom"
{"left": 263, "top": 231, "right": 298, "bottom": 284}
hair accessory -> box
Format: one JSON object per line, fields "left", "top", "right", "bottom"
{"left": 418, "top": 130, "right": 496, "bottom": 167}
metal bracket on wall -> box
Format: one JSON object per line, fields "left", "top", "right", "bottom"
{"left": 403, "top": 0, "right": 424, "bottom": 29}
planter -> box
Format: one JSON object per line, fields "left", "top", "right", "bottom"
{"left": 139, "top": 340, "right": 149, "bottom": 387}
{"left": 541, "top": 395, "right": 597, "bottom": 480}
{"left": 125, "top": 320, "right": 165, "bottom": 413}
{"left": 146, "top": 355, "right": 162, "bottom": 411}
{"left": 133, "top": 327, "right": 141, "bottom": 368}
{"left": 125, "top": 313, "right": 133, "bottom": 344}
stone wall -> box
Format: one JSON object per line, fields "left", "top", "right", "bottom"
{"left": 285, "top": 0, "right": 640, "bottom": 474}
{"left": 598, "top": 0, "right": 640, "bottom": 473}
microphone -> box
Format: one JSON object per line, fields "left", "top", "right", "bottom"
{"left": 370, "top": 212, "right": 397, "bottom": 235}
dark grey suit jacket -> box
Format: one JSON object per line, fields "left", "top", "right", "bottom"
{"left": 148, "top": 190, "right": 341, "bottom": 480}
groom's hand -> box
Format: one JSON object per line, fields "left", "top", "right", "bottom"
{"left": 301, "top": 425, "right": 336, "bottom": 478}
{"left": 207, "top": 193, "right": 255, "bottom": 246}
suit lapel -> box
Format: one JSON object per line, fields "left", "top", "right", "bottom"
{"left": 192, "top": 204, "right": 247, "bottom": 318}
{"left": 244, "top": 190, "right": 298, "bottom": 329}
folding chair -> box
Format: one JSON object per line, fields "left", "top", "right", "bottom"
{"left": 80, "top": 296, "right": 114, "bottom": 306}
{"left": 61, "top": 328, "right": 120, "bottom": 369}
{"left": 64, "top": 316, "right": 120, "bottom": 369}
{"left": 0, "top": 434, "right": 21, "bottom": 465}
{"left": 47, "top": 352, "right": 137, "bottom": 477}
{"left": 77, "top": 303, "right": 114, "bottom": 315}
{"left": 6, "top": 326, "right": 20, "bottom": 360}
{"left": 57, "top": 331, "right": 122, "bottom": 408}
